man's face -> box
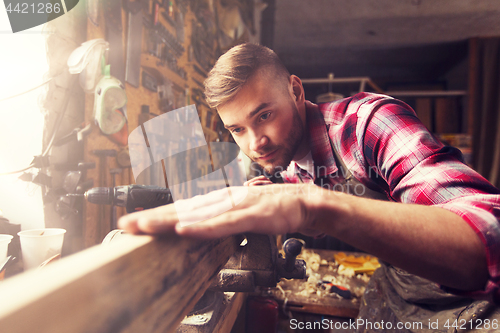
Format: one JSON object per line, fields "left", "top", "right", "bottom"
{"left": 217, "top": 71, "right": 307, "bottom": 175}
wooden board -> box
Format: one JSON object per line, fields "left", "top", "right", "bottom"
{"left": 213, "top": 292, "right": 246, "bottom": 333}
{"left": 0, "top": 234, "right": 239, "bottom": 333}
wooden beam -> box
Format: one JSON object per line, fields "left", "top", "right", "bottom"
{"left": 0, "top": 233, "right": 239, "bottom": 333}
{"left": 467, "top": 37, "right": 481, "bottom": 170}
{"left": 213, "top": 292, "right": 246, "bottom": 333}
{"left": 467, "top": 37, "right": 480, "bottom": 137}
{"left": 301, "top": 76, "right": 384, "bottom": 94}
{"left": 385, "top": 90, "right": 466, "bottom": 98}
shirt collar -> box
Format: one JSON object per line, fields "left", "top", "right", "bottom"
{"left": 284, "top": 151, "right": 315, "bottom": 180}
{"left": 305, "top": 101, "right": 338, "bottom": 177}
{"left": 295, "top": 151, "right": 315, "bottom": 176}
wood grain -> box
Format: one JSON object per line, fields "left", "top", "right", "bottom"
{"left": 213, "top": 292, "right": 246, "bottom": 333}
{"left": 0, "top": 234, "right": 239, "bottom": 333}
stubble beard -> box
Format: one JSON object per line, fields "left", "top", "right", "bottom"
{"left": 255, "top": 104, "right": 304, "bottom": 177}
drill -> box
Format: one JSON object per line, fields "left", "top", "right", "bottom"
{"left": 81, "top": 185, "right": 173, "bottom": 213}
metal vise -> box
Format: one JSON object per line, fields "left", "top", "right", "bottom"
{"left": 103, "top": 230, "right": 306, "bottom": 292}
{"left": 209, "top": 233, "right": 307, "bottom": 292}
{"left": 102, "top": 230, "right": 306, "bottom": 333}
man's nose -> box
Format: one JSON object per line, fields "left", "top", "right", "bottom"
{"left": 249, "top": 131, "right": 269, "bottom": 152}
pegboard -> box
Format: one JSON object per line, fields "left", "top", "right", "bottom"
{"left": 82, "top": 0, "right": 252, "bottom": 247}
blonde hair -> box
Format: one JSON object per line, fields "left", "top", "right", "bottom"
{"left": 204, "top": 43, "right": 290, "bottom": 109}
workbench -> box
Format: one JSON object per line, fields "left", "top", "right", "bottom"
{"left": 271, "top": 249, "right": 374, "bottom": 319}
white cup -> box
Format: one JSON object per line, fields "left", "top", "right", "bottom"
{"left": 18, "top": 228, "right": 66, "bottom": 270}
{"left": 0, "top": 234, "right": 13, "bottom": 263}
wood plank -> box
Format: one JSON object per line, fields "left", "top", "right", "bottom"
{"left": 277, "top": 300, "right": 359, "bottom": 318}
{"left": 0, "top": 234, "right": 239, "bottom": 333}
{"left": 213, "top": 292, "right": 246, "bottom": 333}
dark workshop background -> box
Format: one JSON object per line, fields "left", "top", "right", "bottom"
{"left": 32, "top": 0, "right": 500, "bottom": 255}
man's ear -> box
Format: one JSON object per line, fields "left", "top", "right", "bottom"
{"left": 290, "top": 75, "right": 305, "bottom": 103}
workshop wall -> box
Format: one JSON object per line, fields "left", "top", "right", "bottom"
{"left": 81, "top": 0, "right": 260, "bottom": 248}
{"left": 42, "top": 5, "right": 87, "bottom": 256}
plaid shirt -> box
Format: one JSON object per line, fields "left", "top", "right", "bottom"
{"left": 281, "top": 92, "right": 500, "bottom": 303}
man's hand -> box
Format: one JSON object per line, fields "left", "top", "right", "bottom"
{"left": 118, "top": 182, "right": 489, "bottom": 290}
{"left": 243, "top": 175, "right": 273, "bottom": 186}
{"left": 118, "top": 184, "right": 324, "bottom": 238}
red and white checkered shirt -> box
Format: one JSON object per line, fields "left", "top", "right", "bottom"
{"left": 281, "top": 92, "right": 500, "bottom": 303}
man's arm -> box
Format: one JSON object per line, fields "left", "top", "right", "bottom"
{"left": 118, "top": 183, "right": 488, "bottom": 291}
{"left": 324, "top": 94, "right": 500, "bottom": 294}
{"left": 119, "top": 96, "right": 500, "bottom": 298}
{"left": 310, "top": 189, "right": 488, "bottom": 291}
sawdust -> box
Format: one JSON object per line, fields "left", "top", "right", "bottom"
{"left": 286, "top": 249, "right": 377, "bottom": 299}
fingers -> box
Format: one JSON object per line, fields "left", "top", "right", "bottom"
{"left": 118, "top": 187, "right": 246, "bottom": 234}
{"left": 118, "top": 183, "right": 317, "bottom": 238}
{"left": 175, "top": 209, "right": 255, "bottom": 238}
{"left": 175, "top": 193, "right": 292, "bottom": 238}
{"left": 175, "top": 217, "right": 237, "bottom": 239}
{"left": 178, "top": 187, "right": 231, "bottom": 210}
{"left": 118, "top": 204, "right": 179, "bottom": 234}
{"left": 137, "top": 207, "right": 178, "bottom": 234}
{"left": 244, "top": 175, "right": 273, "bottom": 186}
{"left": 175, "top": 187, "right": 247, "bottom": 226}
{"left": 117, "top": 214, "right": 142, "bottom": 234}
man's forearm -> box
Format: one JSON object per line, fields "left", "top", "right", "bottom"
{"left": 118, "top": 183, "right": 489, "bottom": 291}
{"left": 308, "top": 190, "right": 488, "bottom": 291}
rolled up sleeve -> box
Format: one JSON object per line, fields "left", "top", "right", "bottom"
{"left": 359, "top": 96, "right": 500, "bottom": 303}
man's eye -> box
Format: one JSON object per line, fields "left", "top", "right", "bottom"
{"left": 232, "top": 128, "right": 243, "bottom": 134}
{"left": 260, "top": 112, "right": 271, "bottom": 121}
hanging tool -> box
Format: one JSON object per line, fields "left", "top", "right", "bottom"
{"left": 53, "top": 162, "right": 96, "bottom": 218}
{"left": 93, "top": 150, "right": 117, "bottom": 187}
{"left": 141, "top": 68, "right": 159, "bottom": 92}
{"left": 93, "top": 58, "right": 128, "bottom": 135}
{"left": 92, "top": 150, "right": 117, "bottom": 232}
{"left": 86, "top": 0, "right": 100, "bottom": 27}
{"left": 116, "top": 149, "right": 132, "bottom": 168}
{"left": 67, "top": 39, "right": 109, "bottom": 93}
{"left": 53, "top": 123, "right": 93, "bottom": 147}
{"left": 125, "top": 2, "right": 142, "bottom": 88}
{"left": 192, "top": 64, "right": 207, "bottom": 78}
{"left": 125, "top": 1, "right": 144, "bottom": 87}
{"left": 103, "top": 0, "right": 125, "bottom": 83}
